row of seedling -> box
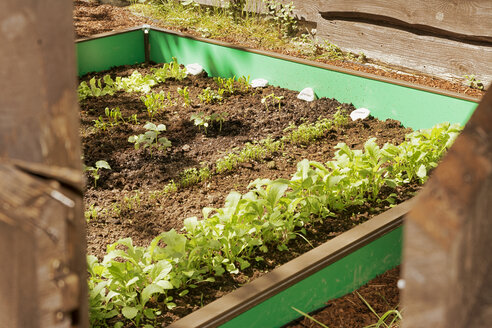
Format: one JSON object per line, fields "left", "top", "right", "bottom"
{"left": 87, "top": 122, "right": 461, "bottom": 327}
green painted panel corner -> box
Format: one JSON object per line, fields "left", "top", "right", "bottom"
{"left": 220, "top": 227, "right": 403, "bottom": 328}
{"left": 76, "top": 30, "right": 145, "bottom": 76}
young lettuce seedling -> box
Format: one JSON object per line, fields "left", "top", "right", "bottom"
{"left": 198, "top": 87, "right": 223, "bottom": 104}
{"left": 128, "top": 122, "right": 172, "bottom": 156}
{"left": 261, "top": 92, "right": 284, "bottom": 110}
{"left": 177, "top": 87, "right": 191, "bottom": 107}
{"left": 84, "top": 160, "right": 111, "bottom": 188}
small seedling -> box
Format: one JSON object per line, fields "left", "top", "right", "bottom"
{"left": 264, "top": 0, "right": 298, "bottom": 37}
{"left": 177, "top": 86, "right": 191, "bottom": 107}
{"left": 214, "top": 76, "right": 236, "bottom": 94}
{"left": 128, "top": 122, "right": 172, "bottom": 156}
{"left": 93, "top": 116, "right": 109, "bottom": 131}
{"left": 190, "top": 112, "right": 227, "bottom": 134}
{"left": 84, "top": 160, "right": 111, "bottom": 187}
{"left": 84, "top": 204, "right": 99, "bottom": 222}
{"left": 179, "top": 166, "right": 211, "bottom": 187}
{"left": 237, "top": 75, "right": 251, "bottom": 92}
{"left": 464, "top": 74, "right": 484, "bottom": 90}
{"left": 105, "top": 107, "right": 124, "bottom": 125}
{"left": 261, "top": 92, "right": 284, "bottom": 110}
{"left": 198, "top": 87, "right": 223, "bottom": 103}
{"left": 140, "top": 91, "right": 170, "bottom": 120}
{"left": 129, "top": 113, "right": 139, "bottom": 125}
{"left": 333, "top": 108, "right": 349, "bottom": 130}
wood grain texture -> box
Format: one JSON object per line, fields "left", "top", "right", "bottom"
{"left": 0, "top": 1, "right": 87, "bottom": 327}
{"left": 303, "top": 0, "right": 492, "bottom": 39}
{"left": 402, "top": 89, "right": 492, "bottom": 327}
{"left": 0, "top": 0, "right": 81, "bottom": 169}
{"left": 316, "top": 19, "right": 492, "bottom": 85}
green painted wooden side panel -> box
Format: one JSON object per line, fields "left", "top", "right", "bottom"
{"left": 149, "top": 30, "right": 477, "bottom": 130}
{"left": 76, "top": 30, "right": 145, "bottom": 76}
{"left": 220, "top": 227, "right": 403, "bottom": 328}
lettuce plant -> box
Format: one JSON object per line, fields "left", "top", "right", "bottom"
{"left": 128, "top": 122, "right": 172, "bottom": 156}
{"left": 84, "top": 160, "right": 111, "bottom": 187}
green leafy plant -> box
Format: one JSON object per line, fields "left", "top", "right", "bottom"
{"left": 198, "top": 87, "right": 224, "bottom": 104}
{"left": 190, "top": 112, "right": 228, "bottom": 134}
{"left": 463, "top": 74, "right": 484, "bottom": 90}
{"left": 129, "top": 113, "right": 139, "bottom": 125}
{"left": 179, "top": 166, "right": 211, "bottom": 187}
{"left": 85, "top": 204, "right": 100, "bottom": 222}
{"left": 177, "top": 86, "right": 191, "bottom": 107}
{"left": 89, "top": 122, "right": 460, "bottom": 326}
{"left": 237, "top": 75, "right": 251, "bottom": 92}
{"left": 106, "top": 106, "right": 125, "bottom": 124}
{"left": 333, "top": 108, "right": 349, "bottom": 130}
{"left": 92, "top": 107, "right": 125, "bottom": 131}
{"left": 93, "top": 116, "right": 109, "bottom": 131}
{"left": 151, "top": 57, "right": 188, "bottom": 82}
{"left": 261, "top": 92, "right": 284, "bottom": 110}
{"left": 128, "top": 122, "right": 172, "bottom": 156}
{"left": 84, "top": 160, "right": 111, "bottom": 187}
{"left": 283, "top": 117, "right": 334, "bottom": 145}
{"left": 263, "top": 0, "right": 298, "bottom": 37}
{"left": 140, "top": 91, "right": 172, "bottom": 120}
{"left": 214, "top": 76, "right": 236, "bottom": 95}
{"left": 78, "top": 76, "right": 117, "bottom": 101}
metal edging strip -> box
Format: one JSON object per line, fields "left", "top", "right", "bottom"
{"left": 169, "top": 198, "right": 414, "bottom": 328}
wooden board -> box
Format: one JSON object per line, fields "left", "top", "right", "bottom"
{"left": 316, "top": 19, "right": 492, "bottom": 85}
{"left": 298, "top": 0, "right": 492, "bottom": 40}
{"left": 0, "top": 1, "right": 87, "bottom": 327}
{"left": 402, "top": 89, "right": 492, "bottom": 327}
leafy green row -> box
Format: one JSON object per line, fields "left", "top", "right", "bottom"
{"left": 88, "top": 122, "right": 461, "bottom": 326}
{"left": 78, "top": 58, "right": 187, "bottom": 101}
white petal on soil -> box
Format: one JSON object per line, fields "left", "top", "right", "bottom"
{"left": 185, "top": 63, "right": 204, "bottom": 75}
{"left": 297, "top": 87, "right": 315, "bottom": 101}
{"left": 251, "top": 78, "right": 268, "bottom": 88}
{"left": 350, "top": 108, "right": 371, "bottom": 121}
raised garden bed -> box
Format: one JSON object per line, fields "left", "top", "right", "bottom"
{"left": 77, "top": 27, "right": 478, "bottom": 327}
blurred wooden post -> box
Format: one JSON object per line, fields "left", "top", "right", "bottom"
{"left": 402, "top": 89, "right": 492, "bottom": 327}
{"left": 0, "top": 1, "right": 87, "bottom": 327}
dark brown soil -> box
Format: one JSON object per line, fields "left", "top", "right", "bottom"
{"left": 81, "top": 62, "right": 417, "bottom": 326}
{"left": 284, "top": 267, "right": 401, "bottom": 328}
{"left": 73, "top": 0, "right": 485, "bottom": 98}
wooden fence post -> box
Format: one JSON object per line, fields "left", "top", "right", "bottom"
{"left": 402, "top": 89, "right": 492, "bottom": 327}
{"left": 0, "top": 1, "right": 87, "bottom": 327}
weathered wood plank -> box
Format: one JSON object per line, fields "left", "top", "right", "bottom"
{"left": 0, "top": 0, "right": 81, "bottom": 168}
{"left": 316, "top": 19, "right": 492, "bottom": 86}
{"left": 402, "top": 89, "right": 492, "bottom": 327}
{"left": 0, "top": 212, "right": 39, "bottom": 328}
{"left": 0, "top": 1, "right": 87, "bottom": 327}
{"left": 302, "top": 0, "right": 492, "bottom": 39}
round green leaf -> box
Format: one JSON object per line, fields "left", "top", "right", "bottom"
{"left": 121, "top": 306, "right": 138, "bottom": 319}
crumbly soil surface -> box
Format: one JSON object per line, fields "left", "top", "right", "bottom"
{"left": 81, "top": 62, "right": 417, "bottom": 326}
{"left": 73, "top": 0, "right": 485, "bottom": 98}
